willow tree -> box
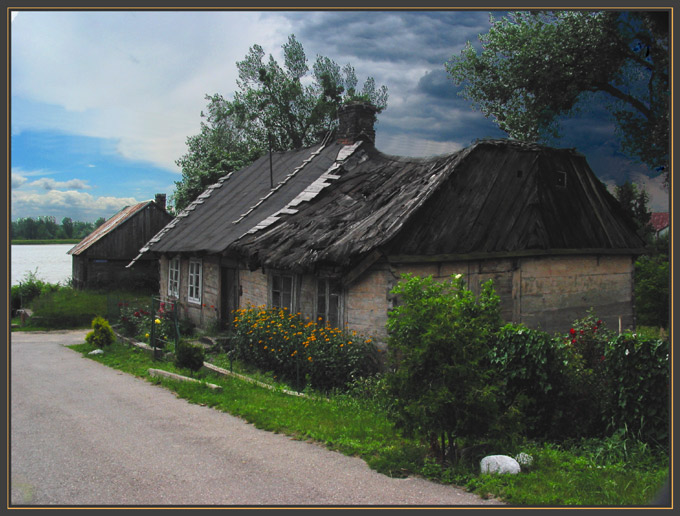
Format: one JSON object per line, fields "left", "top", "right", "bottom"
{"left": 446, "top": 11, "right": 669, "bottom": 181}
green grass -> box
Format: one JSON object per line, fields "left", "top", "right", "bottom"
{"left": 67, "top": 338, "right": 669, "bottom": 506}
{"left": 463, "top": 441, "right": 668, "bottom": 506}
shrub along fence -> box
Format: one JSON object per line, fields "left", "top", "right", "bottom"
{"left": 384, "top": 274, "right": 670, "bottom": 466}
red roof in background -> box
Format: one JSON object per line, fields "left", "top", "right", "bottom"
{"left": 67, "top": 201, "right": 153, "bottom": 256}
{"left": 649, "top": 212, "right": 670, "bottom": 232}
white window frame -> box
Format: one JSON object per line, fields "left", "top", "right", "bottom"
{"left": 167, "top": 256, "right": 180, "bottom": 298}
{"left": 316, "top": 277, "right": 343, "bottom": 328}
{"left": 188, "top": 258, "right": 202, "bottom": 304}
{"left": 269, "top": 272, "right": 296, "bottom": 312}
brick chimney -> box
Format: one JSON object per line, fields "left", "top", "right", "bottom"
{"left": 337, "top": 102, "right": 377, "bottom": 145}
{"left": 154, "top": 193, "right": 167, "bottom": 211}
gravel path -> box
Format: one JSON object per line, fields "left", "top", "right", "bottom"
{"left": 10, "top": 330, "right": 505, "bottom": 507}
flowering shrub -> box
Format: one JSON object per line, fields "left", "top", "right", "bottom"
{"left": 555, "top": 311, "right": 616, "bottom": 438}
{"left": 116, "top": 301, "right": 179, "bottom": 349}
{"left": 230, "top": 305, "right": 380, "bottom": 392}
{"left": 118, "top": 304, "right": 151, "bottom": 338}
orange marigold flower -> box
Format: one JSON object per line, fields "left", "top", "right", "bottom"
{"left": 308, "top": 356, "right": 313, "bottom": 362}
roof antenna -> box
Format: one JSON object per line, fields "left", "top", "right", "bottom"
{"left": 268, "top": 131, "right": 274, "bottom": 190}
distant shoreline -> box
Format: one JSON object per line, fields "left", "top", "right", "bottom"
{"left": 11, "top": 239, "right": 80, "bottom": 245}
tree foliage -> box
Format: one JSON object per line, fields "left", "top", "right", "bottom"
{"left": 613, "top": 181, "right": 652, "bottom": 241}
{"left": 446, "top": 11, "right": 669, "bottom": 179}
{"left": 11, "top": 216, "right": 99, "bottom": 240}
{"left": 172, "top": 34, "right": 388, "bottom": 212}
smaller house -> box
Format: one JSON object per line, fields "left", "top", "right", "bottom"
{"left": 69, "top": 194, "right": 173, "bottom": 290}
{"left": 649, "top": 212, "right": 669, "bottom": 240}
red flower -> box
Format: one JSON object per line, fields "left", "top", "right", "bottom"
{"left": 569, "top": 328, "right": 576, "bottom": 335}
{"left": 571, "top": 339, "right": 577, "bottom": 344}
{"left": 580, "top": 329, "right": 584, "bottom": 335}
{"left": 134, "top": 311, "right": 140, "bottom": 317}
{"left": 597, "top": 320, "right": 602, "bottom": 325}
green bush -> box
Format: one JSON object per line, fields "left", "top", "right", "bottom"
{"left": 231, "top": 305, "right": 381, "bottom": 392}
{"left": 11, "top": 270, "right": 59, "bottom": 314}
{"left": 492, "top": 312, "right": 669, "bottom": 446}
{"left": 490, "top": 323, "right": 570, "bottom": 438}
{"left": 85, "top": 317, "right": 115, "bottom": 348}
{"left": 603, "top": 333, "right": 669, "bottom": 446}
{"left": 174, "top": 342, "right": 206, "bottom": 372}
{"left": 385, "top": 274, "right": 504, "bottom": 463}
{"left": 634, "top": 254, "right": 669, "bottom": 328}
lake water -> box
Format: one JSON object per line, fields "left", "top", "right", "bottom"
{"left": 11, "top": 244, "right": 75, "bottom": 286}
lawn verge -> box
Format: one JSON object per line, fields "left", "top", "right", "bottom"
{"left": 68, "top": 338, "right": 669, "bottom": 506}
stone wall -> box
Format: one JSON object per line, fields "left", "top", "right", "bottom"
{"left": 158, "top": 253, "right": 636, "bottom": 341}
{"left": 239, "top": 268, "right": 268, "bottom": 309}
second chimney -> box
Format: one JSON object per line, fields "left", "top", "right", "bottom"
{"left": 337, "top": 102, "right": 377, "bottom": 145}
{"left": 155, "top": 193, "right": 167, "bottom": 211}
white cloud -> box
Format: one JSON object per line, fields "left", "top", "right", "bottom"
{"left": 29, "top": 178, "right": 92, "bottom": 191}
{"left": 11, "top": 11, "right": 287, "bottom": 171}
{"left": 631, "top": 171, "right": 670, "bottom": 213}
{"left": 11, "top": 189, "right": 140, "bottom": 221}
{"left": 377, "top": 133, "right": 464, "bottom": 157}
{"left": 12, "top": 173, "right": 28, "bottom": 188}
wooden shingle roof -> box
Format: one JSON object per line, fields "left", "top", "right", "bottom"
{"left": 134, "top": 138, "right": 645, "bottom": 273}
{"left": 230, "top": 139, "right": 646, "bottom": 272}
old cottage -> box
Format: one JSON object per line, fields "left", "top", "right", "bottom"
{"left": 69, "top": 194, "right": 173, "bottom": 290}
{"left": 130, "top": 103, "right": 645, "bottom": 341}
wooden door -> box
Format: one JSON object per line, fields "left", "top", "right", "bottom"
{"left": 220, "top": 267, "right": 239, "bottom": 329}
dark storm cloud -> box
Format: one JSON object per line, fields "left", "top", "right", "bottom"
{"left": 276, "top": 10, "right": 491, "bottom": 65}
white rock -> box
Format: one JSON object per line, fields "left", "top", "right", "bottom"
{"left": 88, "top": 349, "right": 104, "bottom": 355}
{"left": 480, "top": 455, "right": 521, "bottom": 475}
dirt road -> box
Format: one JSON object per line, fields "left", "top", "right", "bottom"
{"left": 9, "top": 330, "right": 504, "bottom": 507}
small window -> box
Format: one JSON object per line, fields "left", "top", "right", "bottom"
{"left": 188, "top": 258, "right": 202, "bottom": 304}
{"left": 317, "top": 278, "right": 342, "bottom": 328}
{"left": 553, "top": 170, "right": 567, "bottom": 188}
{"left": 168, "top": 256, "right": 180, "bottom": 298}
{"left": 270, "top": 273, "right": 294, "bottom": 311}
